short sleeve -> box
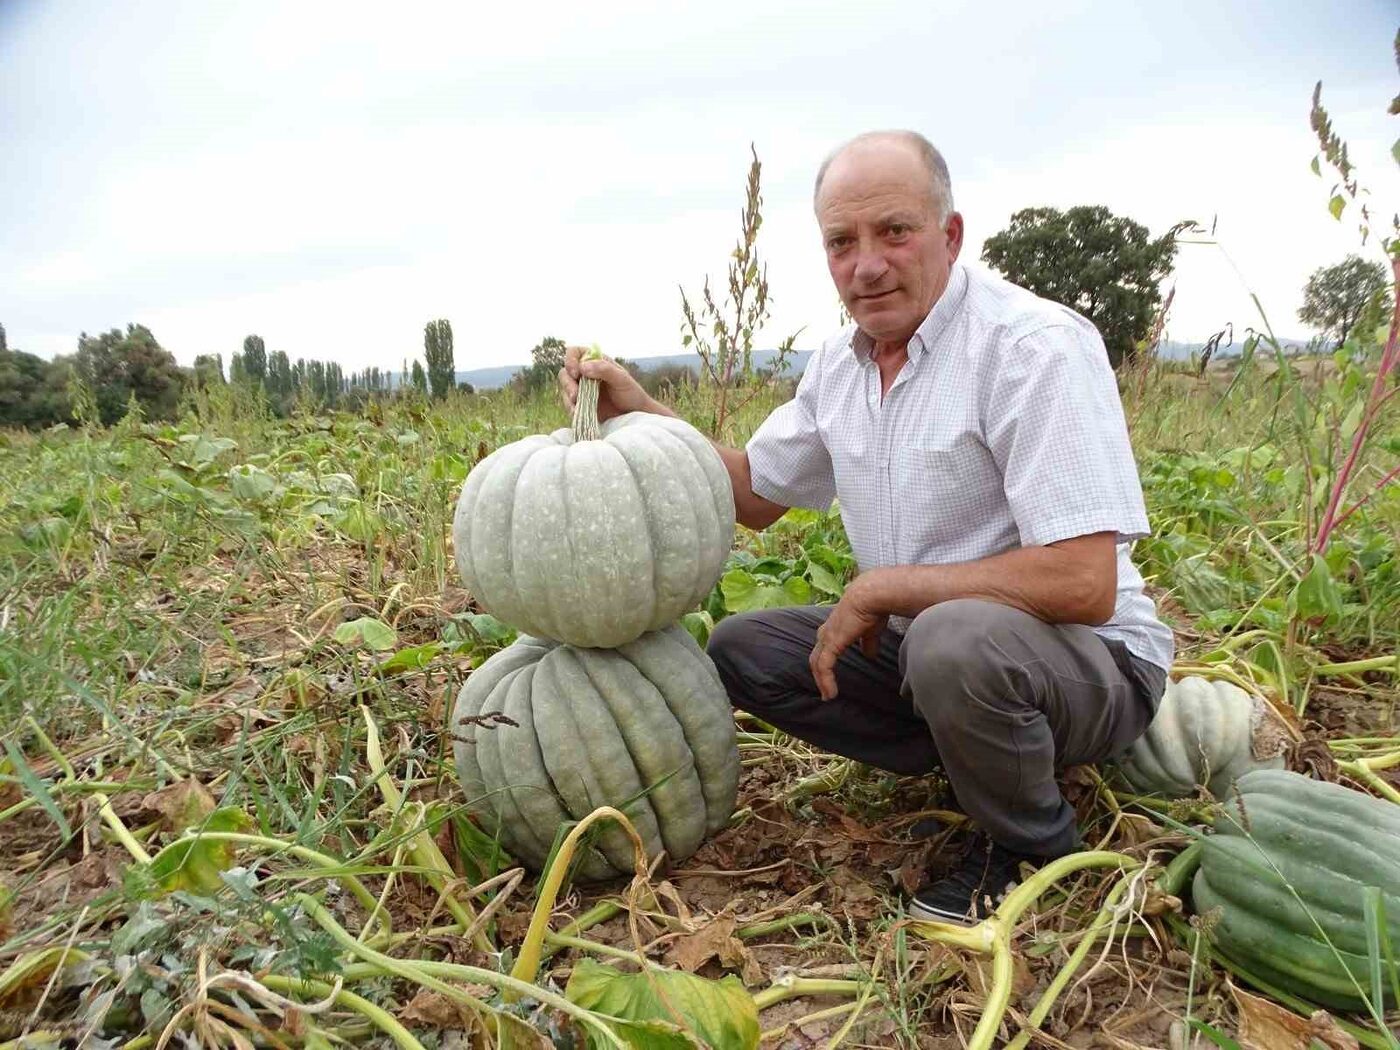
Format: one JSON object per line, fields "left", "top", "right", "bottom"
{"left": 980, "top": 323, "right": 1150, "bottom": 547}
{"left": 745, "top": 349, "right": 837, "bottom": 511}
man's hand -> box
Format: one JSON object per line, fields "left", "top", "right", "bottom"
{"left": 810, "top": 571, "right": 891, "bottom": 701}
{"left": 559, "top": 346, "right": 672, "bottom": 422}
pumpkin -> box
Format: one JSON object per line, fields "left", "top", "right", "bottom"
{"left": 450, "top": 624, "right": 739, "bottom": 879}
{"left": 451, "top": 369, "right": 735, "bottom": 649}
{"left": 1118, "top": 676, "right": 1289, "bottom": 799}
{"left": 1192, "top": 768, "right": 1400, "bottom": 1009}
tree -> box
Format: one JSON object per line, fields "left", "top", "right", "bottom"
{"left": 0, "top": 347, "right": 70, "bottom": 428}
{"left": 981, "top": 205, "right": 1178, "bottom": 367}
{"left": 522, "top": 335, "right": 567, "bottom": 393}
{"left": 192, "top": 354, "right": 225, "bottom": 387}
{"left": 424, "top": 319, "right": 455, "bottom": 398}
{"left": 1298, "top": 254, "right": 1392, "bottom": 348}
{"left": 241, "top": 334, "right": 267, "bottom": 386}
{"left": 74, "top": 324, "right": 184, "bottom": 425}
{"left": 410, "top": 359, "right": 428, "bottom": 393}
{"left": 0, "top": 322, "right": 7, "bottom": 352}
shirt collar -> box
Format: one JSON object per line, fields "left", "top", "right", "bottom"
{"left": 849, "top": 261, "right": 969, "bottom": 363}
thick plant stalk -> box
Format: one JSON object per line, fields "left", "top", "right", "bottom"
{"left": 509, "top": 804, "right": 648, "bottom": 995}
{"left": 259, "top": 976, "right": 425, "bottom": 1050}
{"left": 571, "top": 347, "right": 606, "bottom": 442}
{"left": 910, "top": 851, "right": 1140, "bottom": 1050}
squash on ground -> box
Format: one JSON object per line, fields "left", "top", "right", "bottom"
{"left": 450, "top": 624, "right": 739, "bottom": 879}
{"left": 1192, "top": 768, "right": 1400, "bottom": 1009}
{"left": 1118, "top": 675, "right": 1289, "bottom": 799}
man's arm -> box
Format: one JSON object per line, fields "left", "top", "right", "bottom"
{"left": 810, "top": 533, "right": 1117, "bottom": 700}
{"left": 559, "top": 347, "right": 790, "bottom": 531}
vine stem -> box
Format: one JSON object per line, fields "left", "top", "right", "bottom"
{"left": 910, "top": 851, "right": 1140, "bottom": 1050}
{"left": 509, "top": 804, "right": 647, "bottom": 995}
{"left": 294, "top": 893, "right": 629, "bottom": 1050}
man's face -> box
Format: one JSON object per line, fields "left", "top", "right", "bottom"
{"left": 816, "top": 140, "right": 964, "bottom": 346}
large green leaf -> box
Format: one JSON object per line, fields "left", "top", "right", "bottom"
{"left": 1289, "top": 552, "right": 1343, "bottom": 624}
{"left": 720, "top": 570, "right": 812, "bottom": 613}
{"left": 565, "top": 959, "right": 758, "bottom": 1050}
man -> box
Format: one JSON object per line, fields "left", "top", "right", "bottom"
{"left": 560, "top": 129, "right": 1172, "bottom": 924}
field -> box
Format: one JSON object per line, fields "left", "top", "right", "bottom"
{"left": 1, "top": 344, "right": 1398, "bottom": 1049}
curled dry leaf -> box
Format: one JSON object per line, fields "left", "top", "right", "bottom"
{"left": 1229, "top": 979, "right": 1359, "bottom": 1050}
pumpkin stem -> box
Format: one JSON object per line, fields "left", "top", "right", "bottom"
{"left": 571, "top": 345, "right": 606, "bottom": 442}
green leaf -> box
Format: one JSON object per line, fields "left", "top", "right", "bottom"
{"left": 1288, "top": 552, "right": 1344, "bottom": 624}
{"left": 143, "top": 808, "right": 252, "bottom": 896}
{"left": 229, "top": 464, "right": 278, "bottom": 500}
{"left": 1186, "top": 1020, "right": 1242, "bottom": 1050}
{"left": 1329, "top": 194, "right": 1346, "bottom": 220}
{"left": 565, "top": 959, "right": 759, "bottom": 1050}
{"left": 377, "top": 641, "right": 443, "bottom": 673}
{"left": 806, "top": 561, "right": 844, "bottom": 597}
{"left": 720, "top": 569, "right": 811, "bottom": 613}
{"left": 334, "top": 616, "right": 398, "bottom": 650}
{"left": 1392, "top": 139, "right": 1400, "bottom": 167}
{"left": 680, "top": 611, "right": 714, "bottom": 648}
{"left": 1311, "top": 155, "right": 1322, "bottom": 176}
{"left": 2, "top": 738, "right": 71, "bottom": 841}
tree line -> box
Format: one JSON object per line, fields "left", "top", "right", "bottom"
{"left": 0, "top": 318, "right": 468, "bottom": 429}
{"left": 3, "top": 203, "right": 1391, "bottom": 430}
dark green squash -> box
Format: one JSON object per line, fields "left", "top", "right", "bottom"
{"left": 1192, "top": 769, "right": 1400, "bottom": 1009}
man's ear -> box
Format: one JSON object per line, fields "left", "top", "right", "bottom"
{"left": 945, "top": 212, "right": 965, "bottom": 262}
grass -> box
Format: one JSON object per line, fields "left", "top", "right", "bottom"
{"left": 0, "top": 347, "right": 1397, "bottom": 1048}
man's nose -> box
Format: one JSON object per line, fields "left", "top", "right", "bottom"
{"left": 853, "top": 246, "right": 888, "bottom": 285}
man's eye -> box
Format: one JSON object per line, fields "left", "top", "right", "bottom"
{"left": 887, "top": 224, "right": 909, "bottom": 236}
{"left": 826, "top": 236, "right": 851, "bottom": 250}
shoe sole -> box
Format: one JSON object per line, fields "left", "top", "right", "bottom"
{"left": 906, "top": 898, "right": 982, "bottom": 926}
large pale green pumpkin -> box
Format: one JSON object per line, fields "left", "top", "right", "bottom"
{"left": 452, "top": 410, "right": 735, "bottom": 648}
{"left": 450, "top": 624, "right": 740, "bottom": 879}
{"left": 1118, "top": 676, "right": 1288, "bottom": 799}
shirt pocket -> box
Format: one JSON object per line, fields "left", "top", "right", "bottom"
{"left": 894, "top": 443, "right": 1006, "bottom": 541}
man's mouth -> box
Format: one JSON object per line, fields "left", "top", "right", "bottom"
{"left": 859, "top": 289, "right": 897, "bottom": 301}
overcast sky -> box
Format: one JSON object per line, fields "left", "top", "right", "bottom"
{"left": 2, "top": 1, "right": 1397, "bottom": 373}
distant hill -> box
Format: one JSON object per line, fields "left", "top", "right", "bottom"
{"left": 456, "top": 347, "right": 814, "bottom": 390}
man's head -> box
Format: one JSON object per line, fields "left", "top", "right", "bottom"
{"left": 814, "top": 131, "right": 964, "bottom": 345}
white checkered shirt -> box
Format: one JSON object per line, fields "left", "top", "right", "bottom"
{"left": 746, "top": 262, "right": 1174, "bottom": 671}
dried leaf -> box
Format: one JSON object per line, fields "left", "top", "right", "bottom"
{"left": 1230, "top": 980, "right": 1359, "bottom": 1050}
{"left": 143, "top": 780, "right": 217, "bottom": 834}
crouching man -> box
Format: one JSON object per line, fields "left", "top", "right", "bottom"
{"left": 561, "top": 129, "right": 1172, "bottom": 923}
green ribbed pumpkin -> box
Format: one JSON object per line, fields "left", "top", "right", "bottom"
{"left": 1118, "top": 676, "right": 1287, "bottom": 799}
{"left": 452, "top": 406, "right": 735, "bottom": 649}
{"left": 450, "top": 624, "right": 739, "bottom": 879}
{"left": 1192, "top": 769, "right": 1400, "bottom": 1009}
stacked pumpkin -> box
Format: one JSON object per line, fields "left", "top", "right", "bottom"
{"left": 449, "top": 365, "right": 740, "bottom": 878}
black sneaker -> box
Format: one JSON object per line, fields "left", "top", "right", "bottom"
{"left": 907, "top": 837, "right": 1037, "bottom": 925}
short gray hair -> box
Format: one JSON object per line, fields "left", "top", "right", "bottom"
{"left": 813, "top": 130, "right": 954, "bottom": 223}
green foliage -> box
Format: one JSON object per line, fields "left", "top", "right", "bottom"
{"left": 410, "top": 358, "right": 428, "bottom": 392}
{"left": 73, "top": 323, "right": 185, "bottom": 425}
{"left": 241, "top": 334, "right": 267, "bottom": 385}
{"left": 981, "top": 204, "right": 1178, "bottom": 367}
{"left": 1298, "top": 254, "right": 1393, "bottom": 348}
{"left": 565, "top": 958, "right": 760, "bottom": 1050}
{"left": 0, "top": 346, "right": 71, "bottom": 428}
{"left": 424, "top": 318, "right": 455, "bottom": 398}
{"left": 521, "top": 334, "right": 568, "bottom": 393}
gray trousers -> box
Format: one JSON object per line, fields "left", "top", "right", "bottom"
{"left": 706, "top": 598, "right": 1166, "bottom": 857}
